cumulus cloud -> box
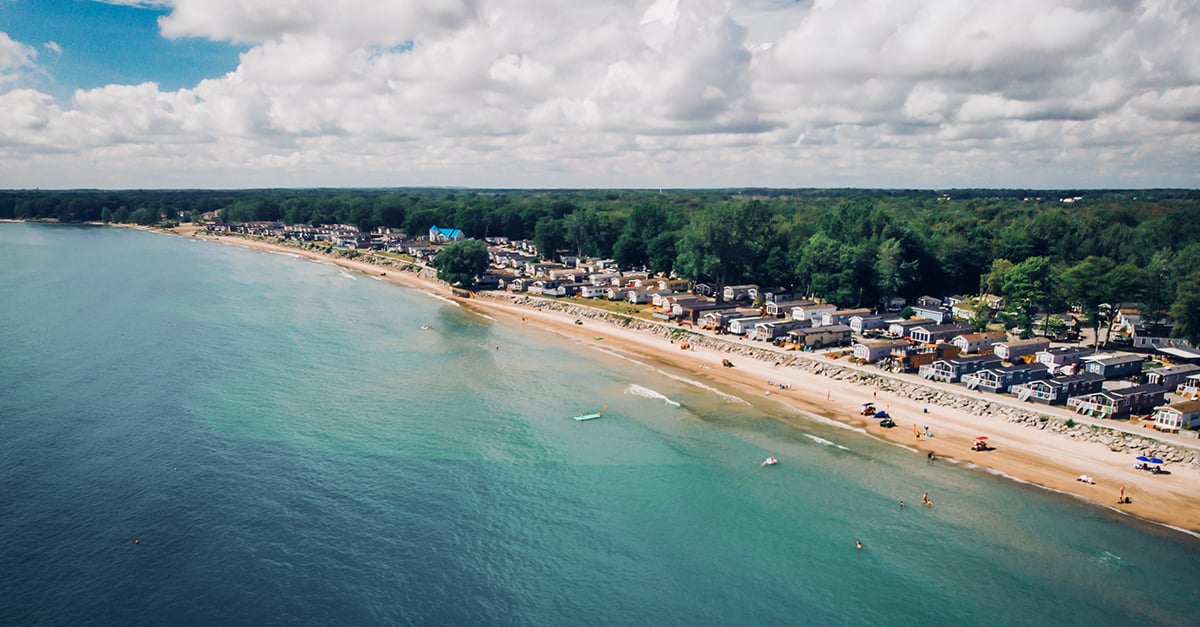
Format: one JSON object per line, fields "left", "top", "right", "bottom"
{"left": 0, "top": 31, "right": 38, "bottom": 84}
{"left": 2, "top": 0, "right": 1199, "bottom": 188}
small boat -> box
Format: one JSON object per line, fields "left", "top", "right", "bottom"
{"left": 573, "top": 412, "right": 602, "bottom": 421}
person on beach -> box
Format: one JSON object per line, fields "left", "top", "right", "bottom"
{"left": 928, "top": 451, "right": 934, "bottom": 461}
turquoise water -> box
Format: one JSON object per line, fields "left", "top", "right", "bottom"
{"left": 1, "top": 222, "right": 1198, "bottom": 626}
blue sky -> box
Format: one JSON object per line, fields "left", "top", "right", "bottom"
{"left": 1, "top": 0, "right": 244, "bottom": 102}
{"left": 0, "top": 0, "right": 1198, "bottom": 189}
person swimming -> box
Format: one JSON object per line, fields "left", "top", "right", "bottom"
{"left": 856, "top": 539, "right": 863, "bottom": 550}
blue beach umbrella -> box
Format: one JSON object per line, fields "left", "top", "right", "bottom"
{"left": 1149, "top": 458, "right": 1165, "bottom": 465}
{"left": 1136, "top": 456, "right": 1152, "bottom": 463}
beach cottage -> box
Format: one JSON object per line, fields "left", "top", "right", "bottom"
{"left": 909, "top": 305, "right": 953, "bottom": 323}
{"left": 728, "top": 316, "right": 774, "bottom": 337}
{"left": 1152, "top": 400, "right": 1200, "bottom": 432}
{"left": 951, "top": 331, "right": 1007, "bottom": 354}
{"left": 765, "top": 299, "right": 816, "bottom": 317}
{"left": 792, "top": 303, "right": 837, "bottom": 324}
{"left": 820, "top": 308, "right": 872, "bottom": 328}
{"left": 919, "top": 355, "right": 1003, "bottom": 383}
{"left": 1011, "top": 373, "right": 1105, "bottom": 405}
{"left": 1178, "top": 373, "right": 1200, "bottom": 399}
{"left": 787, "top": 325, "right": 853, "bottom": 349}
{"left": 962, "top": 363, "right": 1051, "bottom": 393}
{"left": 853, "top": 339, "right": 910, "bottom": 363}
{"left": 1146, "top": 364, "right": 1200, "bottom": 387}
{"left": 909, "top": 323, "right": 974, "bottom": 345}
{"left": 1081, "top": 354, "right": 1145, "bottom": 379}
{"left": 723, "top": 284, "right": 758, "bottom": 303}
{"left": 993, "top": 337, "right": 1050, "bottom": 363}
{"left": 755, "top": 320, "right": 809, "bottom": 342}
{"left": 1067, "top": 384, "right": 1168, "bottom": 418}
{"left": 849, "top": 314, "right": 889, "bottom": 335}
{"left": 887, "top": 318, "right": 930, "bottom": 338}
{"left": 1035, "top": 347, "right": 1092, "bottom": 371}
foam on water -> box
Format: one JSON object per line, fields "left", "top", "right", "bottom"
{"left": 655, "top": 369, "right": 751, "bottom": 405}
{"left": 422, "top": 291, "right": 460, "bottom": 306}
{"left": 339, "top": 271, "right": 358, "bottom": 280}
{"left": 626, "top": 384, "right": 682, "bottom": 407}
{"left": 804, "top": 433, "right": 852, "bottom": 451}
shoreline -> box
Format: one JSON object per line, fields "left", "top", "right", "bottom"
{"left": 133, "top": 224, "right": 1200, "bottom": 535}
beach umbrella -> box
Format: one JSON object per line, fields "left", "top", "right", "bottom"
{"left": 975, "top": 436, "right": 988, "bottom": 440}
{"left": 1149, "top": 458, "right": 1164, "bottom": 465}
{"left": 1136, "top": 455, "right": 1152, "bottom": 463}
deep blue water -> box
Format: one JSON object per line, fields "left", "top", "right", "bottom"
{"left": 1, "top": 223, "right": 1198, "bottom": 626}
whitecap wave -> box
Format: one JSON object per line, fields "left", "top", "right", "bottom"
{"left": 422, "top": 292, "right": 461, "bottom": 307}
{"left": 804, "top": 434, "right": 851, "bottom": 451}
{"left": 339, "top": 271, "right": 357, "bottom": 281}
{"left": 626, "top": 384, "right": 682, "bottom": 407}
{"left": 656, "top": 369, "right": 751, "bottom": 405}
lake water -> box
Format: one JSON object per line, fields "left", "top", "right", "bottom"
{"left": 1, "top": 223, "right": 1197, "bottom": 625}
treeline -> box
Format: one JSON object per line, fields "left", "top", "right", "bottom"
{"left": 3, "top": 188, "right": 1199, "bottom": 342}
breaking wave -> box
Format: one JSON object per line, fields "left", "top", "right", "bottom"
{"left": 626, "top": 384, "right": 682, "bottom": 407}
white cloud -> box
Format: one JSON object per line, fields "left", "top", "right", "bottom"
{"left": 1, "top": 1, "right": 1199, "bottom": 188}
{"left": 43, "top": 41, "right": 62, "bottom": 56}
{"left": 0, "top": 31, "right": 37, "bottom": 84}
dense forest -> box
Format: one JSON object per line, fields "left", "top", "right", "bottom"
{"left": 3, "top": 188, "right": 1199, "bottom": 343}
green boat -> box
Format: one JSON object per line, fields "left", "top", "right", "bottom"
{"left": 573, "top": 412, "right": 602, "bottom": 421}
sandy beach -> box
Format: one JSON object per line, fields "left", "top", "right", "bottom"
{"left": 166, "top": 225, "right": 1200, "bottom": 535}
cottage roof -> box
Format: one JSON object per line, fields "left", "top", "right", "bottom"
{"left": 1044, "top": 373, "right": 1104, "bottom": 387}
{"left": 1151, "top": 364, "right": 1200, "bottom": 377}
{"left": 1101, "top": 383, "right": 1167, "bottom": 398}
{"left": 913, "top": 323, "right": 972, "bottom": 334}
{"left": 1157, "top": 345, "right": 1200, "bottom": 360}
{"left": 887, "top": 318, "right": 930, "bottom": 328}
{"left": 949, "top": 355, "right": 1003, "bottom": 366}
{"left": 999, "top": 337, "right": 1050, "bottom": 348}
{"left": 791, "top": 324, "right": 852, "bottom": 336}
{"left": 1090, "top": 354, "right": 1145, "bottom": 366}
{"left": 855, "top": 339, "right": 910, "bottom": 349}
{"left": 1159, "top": 400, "right": 1200, "bottom": 414}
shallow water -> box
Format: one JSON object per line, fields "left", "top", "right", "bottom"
{"left": 1, "top": 223, "right": 1197, "bottom": 626}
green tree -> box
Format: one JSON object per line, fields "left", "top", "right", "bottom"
{"left": 873, "top": 237, "right": 920, "bottom": 299}
{"left": 1062, "top": 256, "right": 1114, "bottom": 347}
{"left": 675, "top": 201, "right": 770, "bottom": 302}
{"left": 533, "top": 217, "right": 565, "bottom": 261}
{"left": 1002, "top": 256, "right": 1057, "bottom": 338}
{"left": 963, "top": 298, "right": 994, "bottom": 332}
{"left": 980, "top": 258, "right": 1014, "bottom": 295}
{"left": 1170, "top": 271, "right": 1200, "bottom": 346}
{"left": 431, "top": 239, "right": 488, "bottom": 287}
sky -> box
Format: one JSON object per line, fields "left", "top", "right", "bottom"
{"left": 1, "top": 0, "right": 1198, "bottom": 190}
